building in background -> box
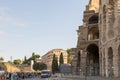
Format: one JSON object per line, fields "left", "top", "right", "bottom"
{"left": 35, "top": 58, "right": 42, "bottom": 63}
{"left": 41, "top": 49, "right": 68, "bottom": 70}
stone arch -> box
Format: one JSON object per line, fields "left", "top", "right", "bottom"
{"left": 86, "top": 44, "right": 99, "bottom": 76}
{"left": 88, "top": 27, "right": 99, "bottom": 40}
{"left": 118, "top": 45, "right": 120, "bottom": 76}
{"left": 88, "top": 15, "right": 98, "bottom": 24}
{"left": 108, "top": 47, "right": 114, "bottom": 77}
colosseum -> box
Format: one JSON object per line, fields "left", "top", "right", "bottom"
{"left": 71, "top": 0, "right": 120, "bottom": 77}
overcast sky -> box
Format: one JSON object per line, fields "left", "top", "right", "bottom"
{"left": 0, "top": 0, "right": 89, "bottom": 61}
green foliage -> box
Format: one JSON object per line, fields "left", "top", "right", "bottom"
{"left": 13, "top": 59, "right": 22, "bottom": 65}
{"left": 68, "top": 55, "right": 72, "bottom": 64}
{"left": 32, "top": 52, "right": 35, "bottom": 56}
{"left": 0, "top": 57, "right": 4, "bottom": 61}
{"left": 66, "top": 48, "right": 72, "bottom": 64}
{"left": 24, "top": 56, "right": 27, "bottom": 61}
{"left": 59, "top": 53, "right": 64, "bottom": 64}
{"left": 52, "top": 54, "right": 59, "bottom": 74}
{"left": 23, "top": 52, "right": 40, "bottom": 65}
{"left": 33, "top": 62, "right": 47, "bottom": 71}
{"left": 23, "top": 56, "right": 27, "bottom": 64}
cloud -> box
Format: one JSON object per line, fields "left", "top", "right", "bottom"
{"left": 0, "top": 7, "right": 26, "bottom": 28}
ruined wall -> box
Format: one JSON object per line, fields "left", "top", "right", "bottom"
{"left": 99, "top": 0, "right": 120, "bottom": 77}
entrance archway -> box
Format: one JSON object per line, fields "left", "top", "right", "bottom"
{"left": 108, "top": 47, "right": 114, "bottom": 77}
{"left": 86, "top": 44, "right": 99, "bottom": 76}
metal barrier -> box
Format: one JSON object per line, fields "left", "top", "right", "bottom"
{"left": 62, "top": 65, "right": 120, "bottom": 80}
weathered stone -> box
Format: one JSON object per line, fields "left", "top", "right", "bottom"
{"left": 71, "top": 0, "right": 120, "bottom": 77}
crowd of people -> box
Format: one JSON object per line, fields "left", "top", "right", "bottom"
{"left": 0, "top": 72, "right": 40, "bottom": 80}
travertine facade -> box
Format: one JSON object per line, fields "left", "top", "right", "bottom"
{"left": 99, "top": 0, "right": 120, "bottom": 77}
{"left": 71, "top": 0, "right": 120, "bottom": 77}
{"left": 42, "top": 49, "right": 68, "bottom": 70}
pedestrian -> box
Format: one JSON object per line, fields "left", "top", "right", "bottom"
{"left": 1, "top": 74, "right": 5, "bottom": 80}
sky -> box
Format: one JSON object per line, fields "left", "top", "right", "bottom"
{"left": 0, "top": 0, "right": 89, "bottom": 61}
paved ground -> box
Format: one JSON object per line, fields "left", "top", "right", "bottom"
{"left": 22, "top": 77, "right": 68, "bottom": 80}
{"left": 22, "top": 77, "right": 120, "bottom": 80}
{"left": 21, "top": 74, "right": 120, "bottom": 80}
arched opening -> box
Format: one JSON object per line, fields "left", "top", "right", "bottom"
{"left": 76, "top": 51, "right": 81, "bottom": 74}
{"left": 89, "top": 15, "right": 98, "bottom": 24}
{"left": 118, "top": 45, "right": 120, "bottom": 76}
{"left": 86, "top": 44, "right": 99, "bottom": 76}
{"left": 88, "top": 27, "right": 99, "bottom": 40}
{"left": 108, "top": 47, "right": 114, "bottom": 77}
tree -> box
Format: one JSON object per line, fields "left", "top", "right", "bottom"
{"left": 55, "top": 56, "right": 59, "bottom": 72}
{"left": 32, "top": 52, "right": 35, "bottom": 56}
{"left": 13, "top": 59, "right": 22, "bottom": 65}
{"left": 0, "top": 57, "right": 4, "bottom": 61}
{"left": 23, "top": 53, "right": 40, "bottom": 65}
{"left": 30, "top": 52, "right": 40, "bottom": 62}
{"left": 33, "top": 62, "right": 47, "bottom": 71}
{"left": 52, "top": 54, "right": 59, "bottom": 74}
{"left": 23, "top": 56, "right": 27, "bottom": 64}
{"left": 24, "top": 56, "right": 27, "bottom": 61}
{"left": 59, "top": 53, "right": 64, "bottom": 64}
{"left": 66, "top": 48, "right": 72, "bottom": 64}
